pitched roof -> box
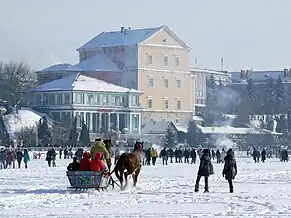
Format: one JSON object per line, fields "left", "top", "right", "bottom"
{"left": 32, "top": 73, "right": 140, "bottom": 93}
{"left": 230, "top": 70, "right": 284, "bottom": 83}
{"left": 77, "top": 26, "right": 163, "bottom": 50}
{"left": 72, "top": 53, "right": 121, "bottom": 72}
{"left": 142, "top": 120, "right": 172, "bottom": 134}
{"left": 38, "top": 64, "right": 74, "bottom": 73}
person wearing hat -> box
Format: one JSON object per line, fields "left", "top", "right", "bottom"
{"left": 195, "top": 149, "right": 214, "bottom": 193}
{"left": 222, "top": 148, "right": 237, "bottom": 193}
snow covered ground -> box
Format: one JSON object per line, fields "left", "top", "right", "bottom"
{"left": 0, "top": 156, "right": 291, "bottom": 217}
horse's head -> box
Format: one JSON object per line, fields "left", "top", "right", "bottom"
{"left": 134, "top": 141, "right": 144, "bottom": 152}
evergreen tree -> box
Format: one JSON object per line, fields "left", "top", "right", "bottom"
{"left": 288, "top": 110, "right": 291, "bottom": 133}
{"left": 37, "top": 116, "right": 52, "bottom": 146}
{"left": 265, "top": 115, "right": 274, "bottom": 131}
{"left": 68, "top": 116, "right": 78, "bottom": 146}
{"left": 79, "top": 120, "right": 90, "bottom": 147}
{"left": 186, "top": 120, "right": 205, "bottom": 146}
{"left": 246, "top": 78, "right": 256, "bottom": 100}
{"left": 265, "top": 77, "right": 276, "bottom": 115}
{"left": 0, "top": 114, "right": 10, "bottom": 145}
{"left": 276, "top": 115, "right": 287, "bottom": 134}
{"left": 164, "top": 127, "right": 176, "bottom": 147}
{"left": 275, "top": 76, "right": 285, "bottom": 114}
{"left": 204, "top": 75, "right": 217, "bottom": 126}
{"left": 186, "top": 120, "right": 197, "bottom": 146}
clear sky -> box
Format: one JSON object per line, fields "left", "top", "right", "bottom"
{"left": 0, "top": 0, "right": 290, "bottom": 71}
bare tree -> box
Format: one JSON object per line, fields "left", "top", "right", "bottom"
{"left": 0, "top": 61, "right": 36, "bottom": 104}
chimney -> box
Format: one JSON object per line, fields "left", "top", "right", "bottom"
{"left": 284, "top": 68, "right": 288, "bottom": 77}
{"left": 240, "top": 70, "right": 245, "bottom": 78}
{"left": 128, "top": 27, "right": 131, "bottom": 31}
{"left": 246, "top": 69, "right": 250, "bottom": 77}
{"left": 120, "top": 27, "right": 125, "bottom": 33}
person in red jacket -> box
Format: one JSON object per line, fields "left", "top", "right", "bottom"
{"left": 79, "top": 152, "right": 91, "bottom": 171}
{"left": 90, "top": 152, "right": 105, "bottom": 172}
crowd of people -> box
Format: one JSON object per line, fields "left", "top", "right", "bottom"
{"left": 248, "top": 147, "right": 289, "bottom": 163}
{"left": 0, "top": 148, "right": 30, "bottom": 169}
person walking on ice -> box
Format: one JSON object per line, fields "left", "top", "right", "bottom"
{"left": 222, "top": 148, "right": 237, "bottom": 193}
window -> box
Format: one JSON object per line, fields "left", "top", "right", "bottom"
{"left": 148, "top": 77, "right": 155, "bottom": 88}
{"left": 35, "top": 94, "right": 41, "bottom": 105}
{"left": 164, "top": 98, "right": 169, "bottom": 109}
{"left": 175, "top": 56, "right": 180, "bottom": 66}
{"left": 176, "top": 79, "right": 181, "bottom": 88}
{"left": 132, "top": 95, "right": 139, "bottom": 106}
{"left": 164, "top": 78, "right": 168, "bottom": 88}
{"left": 111, "top": 95, "right": 116, "bottom": 105}
{"left": 147, "top": 55, "right": 152, "bottom": 64}
{"left": 95, "top": 94, "right": 100, "bottom": 105}
{"left": 175, "top": 118, "right": 179, "bottom": 124}
{"left": 148, "top": 99, "right": 153, "bottom": 108}
{"left": 43, "top": 94, "right": 49, "bottom": 105}
{"left": 87, "top": 94, "right": 94, "bottom": 105}
{"left": 57, "top": 94, "right": 62, "bottom": 105}
{"left": 177, "top": 100, "right": 181, "bottom": 109}
{"left": 103, "top": 95, "right": 108, "bottom": 104}
{"left": 48, "top": 94, "right": 55, "bottom": 105}
{"left": 75, "top": 93, "right": 84, "bottom": 104}
{"left": 164, "top": 56, "right": 168, "bottom": 66}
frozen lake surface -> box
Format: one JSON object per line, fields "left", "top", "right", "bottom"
{"left": 0, "top": 156, "right": 291, "bottom": 217}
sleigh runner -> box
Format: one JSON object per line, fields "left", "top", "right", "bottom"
{"left": 66, "top": 171, "right": 114, "bottom": 191}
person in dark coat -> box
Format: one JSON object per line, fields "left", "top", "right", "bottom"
{"left": 159, "top": 147, "right": 168, "bottom": 165}
{"left": 67, "top": 157, "right": 80, "bottom": 171}
{"left": 168, "top": 148, "right": 174, "bottom": 163}
{"left": 222, "top": 149, "right": 237, "bottom": 193}
{"left": 252, "top": 149, "right": 258, "bottom": 163}
{"left": 16, "top": 149, "right": 23, "bottom": 168}
{"left": 190, "top": 148, "right": 197, "bottom": 164}
{"left": 216, "top": 149, "right": 221, "bottom": 163}
{"left": 46, "top": 149, "right": 52, "bottom": 167}
{"left": 195, "top": 149, "right": 213, "bottom": 193}
{"left": 183, "top": 149, "right": 190, "bottom": 163}
{"left": 261, "top": 149, "right": 266, "bottom": 163}
{"left": 211, "top": 150, "right": 215, "bottom": 160}
{"left": 174, "top": 148, "right": 179, "bottom": 163}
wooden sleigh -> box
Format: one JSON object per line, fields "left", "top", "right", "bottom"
{"left": 66, "top": 171, "right": 115, "bottom": 191}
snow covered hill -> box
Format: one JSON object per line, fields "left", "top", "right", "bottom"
{"left": 3, "top": 108, "right": 53, "bottom": 139}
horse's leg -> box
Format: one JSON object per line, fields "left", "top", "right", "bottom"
{"left": 133, "top": 167, "right": 141, "bottom": 187}
{"left": 119, "top": 169, "right": 124, "bottom": 188}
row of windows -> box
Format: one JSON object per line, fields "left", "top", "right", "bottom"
{"left": 34, "top": 93, "right": 140, "bottom": 107}
{"left": 196, "top": 99, "right": 205, "bottom": 105}
{"left": 148, "top": 77, "right": 181, "bottom": 88}
{"left": 147, "top": 54, "right": 180, "bottom": 66}
{"left": 147, "top": 98, "right": 182, "bottom": 110}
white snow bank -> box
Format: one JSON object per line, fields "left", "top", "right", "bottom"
{"left": 3, "top": 108, "right": 53, "bottom": 139}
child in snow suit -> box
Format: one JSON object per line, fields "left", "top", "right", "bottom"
{"left": 79, "top": 152, "right": 91, "bottom": 171}
{"left": 23, "top": 149, "right": 30, "bottom": 168}
{"left": 195, "top": 149, "right": 214, "bottom": 193}
{"left": 90, "top": 152, "right": 105, "bottom": 172}
{"left": 67, "top": 157, "right": 80, "bottom": 171}
{"left": 222, "top": 149, "right": 237, "bottom": 193}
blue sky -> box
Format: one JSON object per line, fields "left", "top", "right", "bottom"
{"left": 0, "top": 0, "right": 290, "bottom": 71}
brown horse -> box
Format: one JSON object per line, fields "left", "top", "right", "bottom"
{"left": 110, "top": 141, "right": 143, "bottom": 190}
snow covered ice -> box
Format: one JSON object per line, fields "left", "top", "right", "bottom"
{"left": 1, "top": 155, "right": 291, "bottom": 217}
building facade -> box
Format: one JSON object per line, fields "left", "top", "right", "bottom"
{"left": 26, "top": 74, "right": 142, "bottom": 133}
{"left": 36, "top": 25, "right": 196, "bottom": 127}
{"left": 190, "top": 68, "right": 231, "bottom": 115}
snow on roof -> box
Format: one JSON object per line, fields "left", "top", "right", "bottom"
{"left": 195, "top": 104, "right": 206, "bottom": 107}
{"left": 3, "top": 109, "right": 53, "bottom": 140}
{"left": 72, "top": 53, "right": 121, "bottom": 72}
{"left": 230, "top": 70, "right": 284, "bottom": 82}
{"left": 175, "top": 125, "right": 188, "bottom": 133}
{"left": 193, "top": 115, "right": 203, "bottom": 121}
{"left": 32, "top": 73, "right": 140, "bottom": 93}
{"left": 197, "top": 125, "right": 282, "bottom": 135}
{"left": 38, "top": 64, "right": 74, "bottom": 73}
{"left": 142, "top": 120, "right": 171, "bottom": 134}
{"left": 78, "top": 26, "right": 163, "bottom": 50}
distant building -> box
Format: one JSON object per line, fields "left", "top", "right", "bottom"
{"left": 190, "top": 68, "right": 231, "bottom": 115}
{"left": 26, "top": 74, "right": 142, "bottom": 133}
{"left": 36, "top": 25, "right": 196, "bottom": 126}
{"left": 228, "top": 69, "right": 291, "bottom": 113}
